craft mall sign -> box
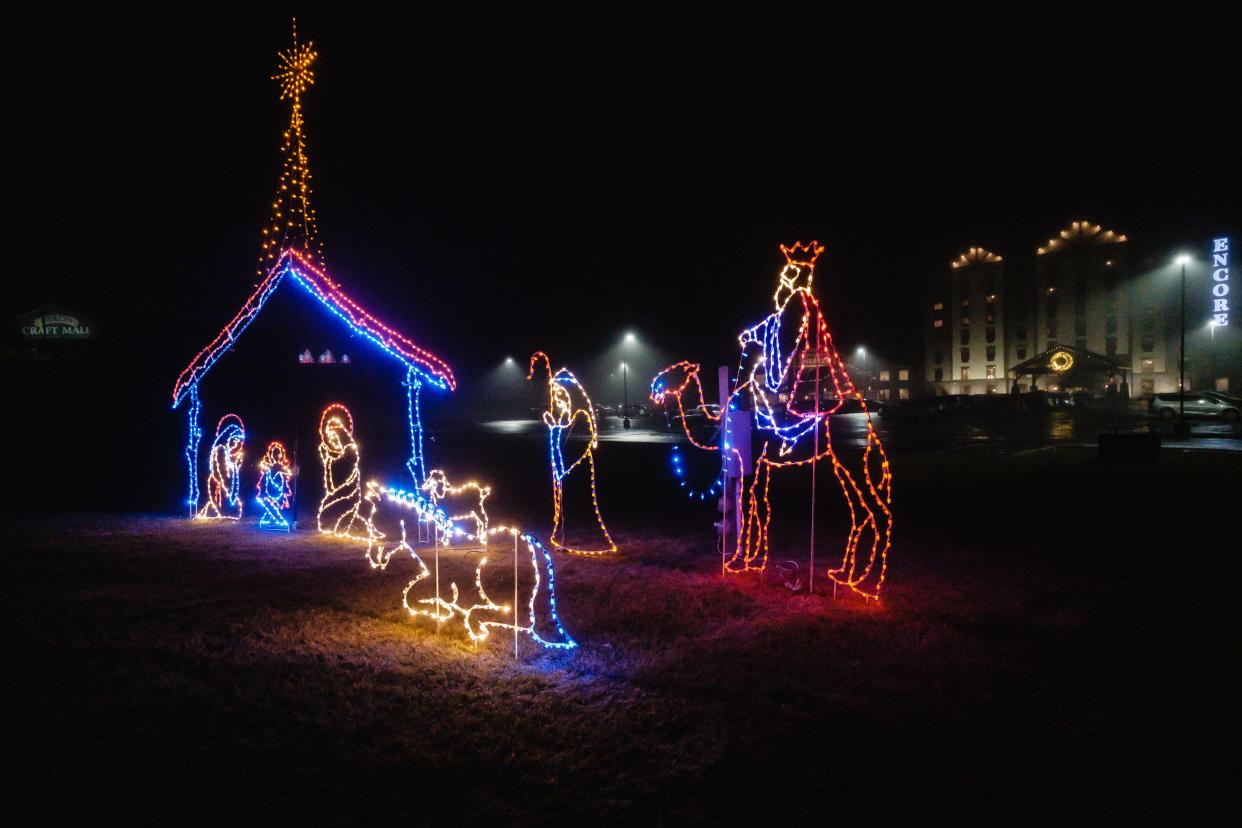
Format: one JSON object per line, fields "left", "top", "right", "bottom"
{"left": 18, "top": 309, "right": 94, "bottom": 339}
{"left": 1211, "top": 237, "right": 1230, "bottom": 327}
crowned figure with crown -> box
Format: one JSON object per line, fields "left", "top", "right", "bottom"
{"left": 651, "top": 242, "right": 893, "bottom": 599}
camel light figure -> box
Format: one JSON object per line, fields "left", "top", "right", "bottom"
{"left": 650, "top": 241, "right": 893, "bottom": 599}
{"left": 527, "top": 351, "right": 616, "bottom": 556}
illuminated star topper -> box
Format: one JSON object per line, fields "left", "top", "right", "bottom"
{"left": 273, "top": 19, "right": 317, "bottom": 103}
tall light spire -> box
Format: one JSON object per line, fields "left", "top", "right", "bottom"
{"left": 256, "top": 18, "right": 324, "bottom": 283}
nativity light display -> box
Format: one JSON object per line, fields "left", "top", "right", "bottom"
{"left": 196, "top": 414, "right": 246, "bottom": 521}
{"left": 317, "top": 403, "right": 368, "bottom": 539}
{"left": 528, "top": 352, "right": 617, "bottom": 556}
{"left": 257, "top": 441, "right": 293, "bottom": 532}
{"left": 257, "top": 18, "right": 324, "bottom": 283}
{"left": 167, "top": 23, "right": 578, "bottom": 655}
{"left": 363, "top": 482, "right": 576, "bottom": 650}
{"left": 651, "top": 241, "right": 894, "bottom": 600}
{"left": 171, "top": 22, "right": 454, "bottom": 520}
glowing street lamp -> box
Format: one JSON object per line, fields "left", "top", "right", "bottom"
{"left": 855, "top": 346, "right": 868, "bottom": 390}
{"left": 1174, "top": 253, "right": 1192, "bottom": 426}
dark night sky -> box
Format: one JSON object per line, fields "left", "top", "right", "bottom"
{"left": 5, "top": 11, "right": 1240, "bottom": 383}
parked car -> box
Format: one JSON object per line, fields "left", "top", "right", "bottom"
{"left": 1148, "top": 392, "right": 1240, "bottom": 421}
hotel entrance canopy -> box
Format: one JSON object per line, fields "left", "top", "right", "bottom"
{"left": 1009, "top": 345, "right": 1126, "bottom": 391}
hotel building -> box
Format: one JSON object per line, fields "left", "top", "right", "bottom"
{"left": 924, "top": 221, "right": 1184, "bottom": 397}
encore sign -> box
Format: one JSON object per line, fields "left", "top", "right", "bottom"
{"left": 1212, "top": 237, "right": 1231, "bottom": 327}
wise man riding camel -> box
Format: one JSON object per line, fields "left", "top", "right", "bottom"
{"left": 651, "top": 241, "right": 892, "bottom": 599}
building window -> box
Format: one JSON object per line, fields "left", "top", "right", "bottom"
{"left": 1017, "top": 347, "right": 1027, "bottom": 360}
{"left": 961, "top": 348, "right": 970, "bottom": 363}
{"left": 899, "top": 388, "right": 910, "bottom": 400}
{"left": 1075, "top": 318, "right": 1087, "bottom": 337}
{"left": 961, "top": 368, "right": 970, "bottom": 381}
{"left": 1141, "top": 358, "right": 1155, "bottom": 373}
{"left": 962, "top": 384, "right": 972, "bottom": 395}
{"left": 961, "top": 298, "right": 970, "bottom": 308}
{"left": 877, "top": 389, "right": 889, "bottom": 401}
{"left": 879, "top": 370, "right": 890, "bottom": 382}
{"left": 1105, "top": 336, "right": 1116, "bottom": 356}
{"left": 961, "top": 316, "right": 971, "bottom": 326}
{"left": 986, "top": 327, "right": 996, "bottom": 343}
{"left": 986, "top": 346, "right": 996, "bottom": 361}
{"left": 1105, "top": 315, "right": 1117, "bottom": 334}
{"left": 898, "top": 369, "right": 909, "bottom": 381}
{"left": 986, "top": 365, "right": 997, "bottom": 380}
{"left": 960, "top": 329, "right": 970, "bottom": 345}
{"left": 934, "top": 351, "right": 943, "bottom": 365}
{"left": 933, "top": 302, "right": 944, "bottom": 311}
{"left": 1141, "top": 335, "right": 1155, "bottom": 352}
{"left": 934, "top": 367, "right": 944, "bottom": 382}
{"left": 933, "top": 319, "right": 944, "bottom": 328}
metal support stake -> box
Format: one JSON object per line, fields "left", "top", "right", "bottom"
{"left": 513, "top": 533, "right": 520, "bottom": 659}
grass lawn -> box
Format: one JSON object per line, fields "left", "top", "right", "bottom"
{"left": 2, "top": 447, "right": 1233, "bottom": 822}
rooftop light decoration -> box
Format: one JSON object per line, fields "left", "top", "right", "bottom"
{"left": 1037, "top": 220, "right": 1128, "bottom": 255}
{"left": 951, "top": 247, "right": 1003, "bottom": 269}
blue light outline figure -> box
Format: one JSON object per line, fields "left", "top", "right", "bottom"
{"left": 184, "top": 385, "right": 202, "bottom": 516}
{"left": 257, "top": 441, "right": 293, "bottom": 532}
{"left": 197, "top": 414, "right": 246, "bottom": 520}
{"left": 527, "top": 352, "right": 617, "bottom": 556}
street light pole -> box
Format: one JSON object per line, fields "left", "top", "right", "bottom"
{"left": 1179, "top": 259, "right": 1186, "bottom": 423}
{"left": 622, "top": 362, "right": 631, "bottom": 429}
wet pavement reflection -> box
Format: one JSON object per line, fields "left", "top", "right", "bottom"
{"left": 476, "top": 410, "right": 1242, "bottom": 454}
